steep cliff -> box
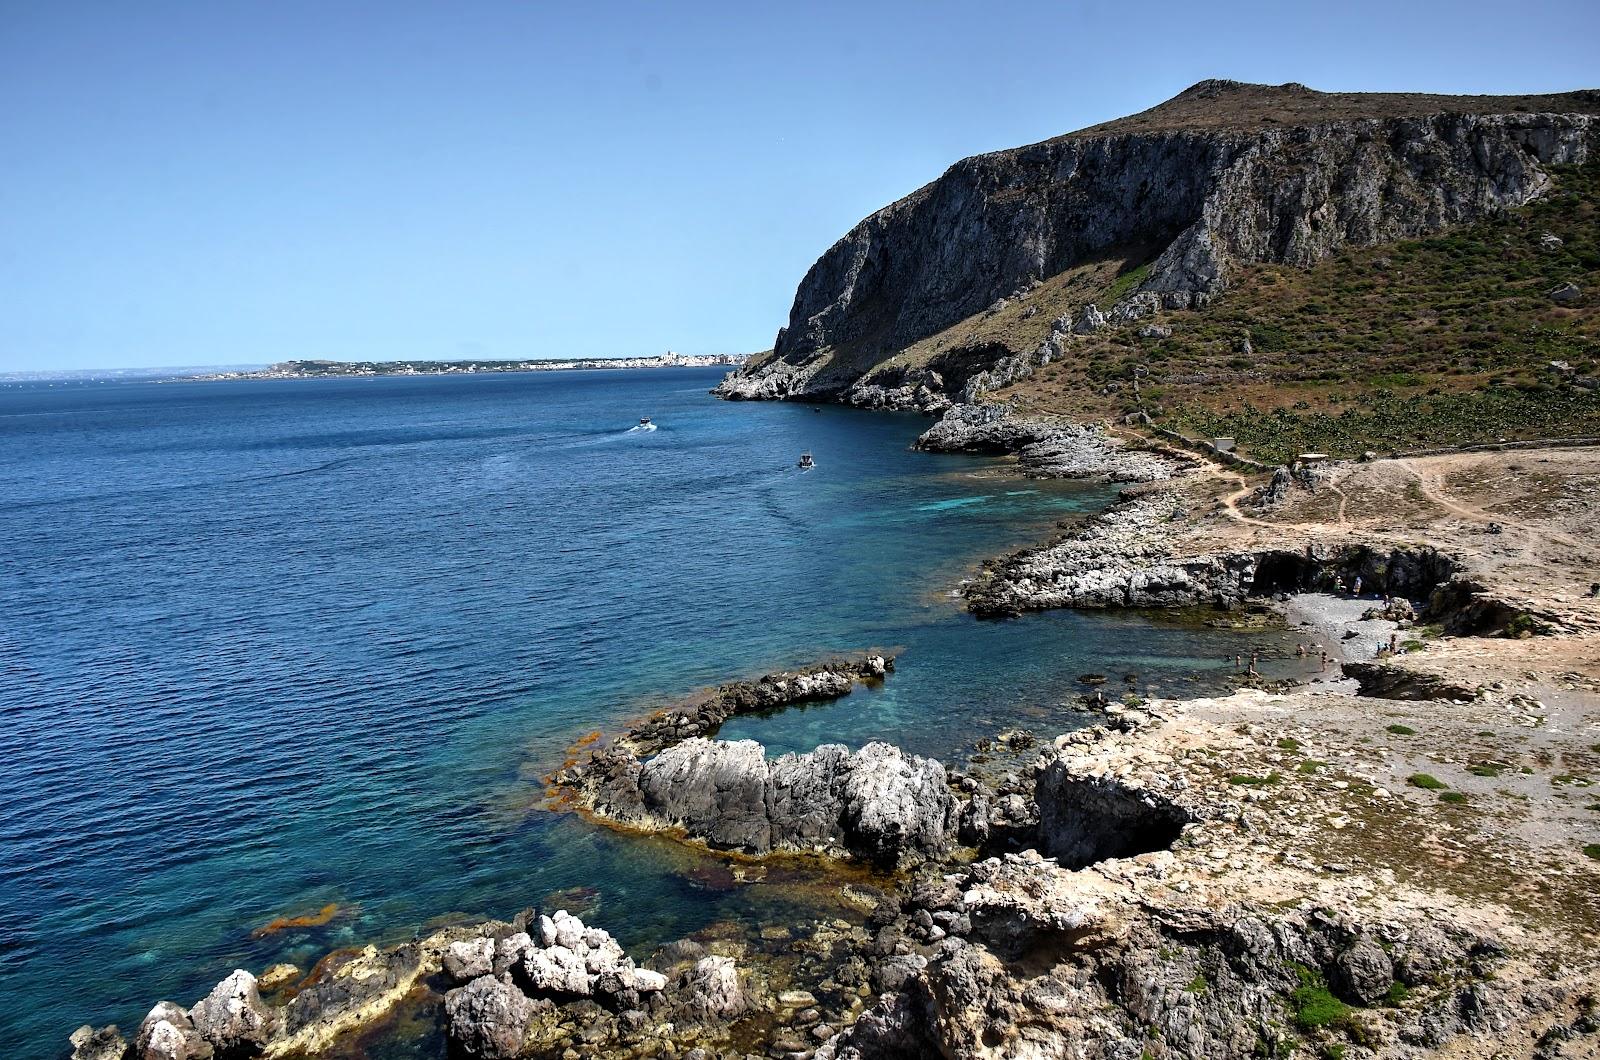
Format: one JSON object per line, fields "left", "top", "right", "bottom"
{"left": 715, "top": 80, "right": 1600, "bottom": 408}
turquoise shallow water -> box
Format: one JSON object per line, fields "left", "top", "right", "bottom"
{"left": 0, "top": 369, "right": 1307, "bottom": 1056}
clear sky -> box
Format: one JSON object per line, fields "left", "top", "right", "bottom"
{"left": 2, "top": 0, "right": 1597, "bottom": 372}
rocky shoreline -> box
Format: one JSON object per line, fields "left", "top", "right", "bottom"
{"left": 78, "top": 673, "right": 1597, "bottom": 1060}
{"left": 70, "top": 417, "right": 1600, "bottom": 1059}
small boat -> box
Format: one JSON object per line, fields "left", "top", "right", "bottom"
{"left": 797, "top": 452, "right": 815, "bottom": 470}
{"left": 639, "top": 417, "right": 652, "bottom": 427}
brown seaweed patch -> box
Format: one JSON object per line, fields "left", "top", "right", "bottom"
{"left": 251, "top": 902, "right": 341, "bottom": 938}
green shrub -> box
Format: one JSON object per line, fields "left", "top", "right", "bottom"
{"left": 1408, "top": 773, "right": 1448, "bottom": 790}
{"left": 1290, "top": 964, "right": 1350, "bottom": 1029}
{"left": 1386, "top": 724, "right": 1417, "bottom": 735}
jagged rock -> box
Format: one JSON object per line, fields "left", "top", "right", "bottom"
{"left": 1108, "top": 292, "right": 1160, "bottom": 324}
{"left": 966, "top": 489, "right": 1258, "bottom": 616}
{"left": 1137, "top": 323, "right": 1173, "bottom": 339}
{"left": 1539, "top": 231, "right": 1565, "bottom": 251}
{"left": 189, "top": 971, "right": 273, "bottom": 1056}
{"left": 444, "top": 974, "right": 534, "bottom": 1060}
{"left": 70, "top": 1024, "right": 130, "bottom": 1060}
{"left": 254, "top": 964, "right": 298, "bottom": 991}
{"left": 1549, "top": 281, "right": 1583, "bottom": 303}
{"left": 492, "top": 932, "right": 533, "bottom": 976}
{"left": 638, "top": 738, "right": 774, "bottom": 851}
{"left": 1072, "top": 303, "right": 1108, "bottom": 334}
{"left": 444, "top": 937, "right": 496, "bottom": 982}
{"left": 522, "top": 945, "right": 591, "bottom": 996}
{"left": 960, "top": 854, "right": 1125, "bottom": 959}
{"left": 840, "top": 742, "right": 957, "bottom": 864}
{"left": 270, "top": 942, "right": 423, "bottom": 1055}
{"left": 135, "top": 1002, "right": 210, "bottom": 1060}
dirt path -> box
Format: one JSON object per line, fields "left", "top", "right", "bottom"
{"left": 1395, "top": 457, "right": 1586, "bottom": 551}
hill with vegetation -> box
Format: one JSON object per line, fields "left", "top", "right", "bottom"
{"left": 715, "top": 81, "right": 1599, "bottom": 461}
{"left": 997, "top": 159, "right": 1600, "bottom": 462}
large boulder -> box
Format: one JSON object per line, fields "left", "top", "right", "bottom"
{"left": 189, "top": 971, "right": 273, "bottom": 1056}
{"left": 1332, "top": 936, "right": 1396, "bottom": 1005}
{"left": 589, "top": 737, "right": 958, "bottom": 864}
{"left": 444, "top": 975, "right": 534, "bottom": 1060}
{"left": 638, "top": 738, "right": 773, "bottom": 852}
{"left": 768, "top": 743, "right": 852, "bottom": 846}
{"left": 522, "top": 944, "right": 591, "bottom": 997}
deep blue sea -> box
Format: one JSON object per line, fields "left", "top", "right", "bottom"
{"left": 0, "top": 368, "right": 1307, "bottom": 1057}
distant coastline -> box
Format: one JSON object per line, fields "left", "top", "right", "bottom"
{"left": 197, "top": 352, "right": 748, "bottom": 381}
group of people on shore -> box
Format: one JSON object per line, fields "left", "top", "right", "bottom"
{"left": 1239, "top": 575, "right": 1410, "bottom": 680}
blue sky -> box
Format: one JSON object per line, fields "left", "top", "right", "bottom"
{"left": 2, "top": 0, "right": 1597, "bottom": 372}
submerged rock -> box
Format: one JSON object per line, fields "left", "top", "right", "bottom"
{"left": 69, "top": 1024, "right": 130, "bottom": 1060}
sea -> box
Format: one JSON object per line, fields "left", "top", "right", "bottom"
{"left": 0, "top": 367, "right": 1309, "bottom": 1056}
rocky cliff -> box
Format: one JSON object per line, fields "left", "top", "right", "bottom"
{"left": 716, "top": 80, "right": 1600, "bottom": 407}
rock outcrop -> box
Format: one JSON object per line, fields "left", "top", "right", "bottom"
{"left": 716, "top": 82, "right": 1599, "bottom": 405}
{"left": 611, "top": 655, "right": 893, "bottom": 756}
{"left": 576, "top": 737, "right": 959, "bottom": 866}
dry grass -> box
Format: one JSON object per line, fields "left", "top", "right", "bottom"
{"left": 991, "top": 161, "right": 1600, "bottom": 462}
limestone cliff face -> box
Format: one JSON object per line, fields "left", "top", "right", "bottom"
{"left": 716, "top": 81, "right": 1600, "bottom": 404}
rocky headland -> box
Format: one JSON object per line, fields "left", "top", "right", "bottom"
{"left": 714, "top": 81, "right": 1598, "bottom": 410}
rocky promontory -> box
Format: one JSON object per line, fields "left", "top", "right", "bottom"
{"left": 912, "top": 403, "right": 1182, "bottom": 481}
{"left": 715, "top": 82, "right": 1599, "bottom": 408}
